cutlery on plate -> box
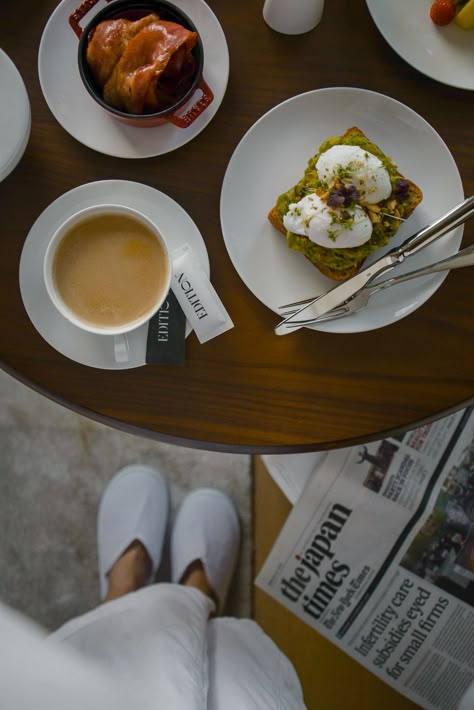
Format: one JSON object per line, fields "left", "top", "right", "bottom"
{"left": 279, "top": 244, "right": 474, "bottom": 325}
{"left": 274, "top": 196, "right": 474, "bottom": 335}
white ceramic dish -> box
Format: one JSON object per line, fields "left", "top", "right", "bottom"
{"left": 0, "top": 49, "right": 31, "bottom": 182}
{"left": 38, "top": 0, "right": 229, "bottom": 158}
{"left": 220, "top": 87, "right": 464, "bottom": 334}
{"left": 366, "top": 0, "right": 474, "bottom": 91}
{"left": 19, "top": 180, "right": 209, "bottom": 368}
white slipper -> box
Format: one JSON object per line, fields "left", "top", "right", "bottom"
{"left": 97, "top": 464, "right": 169, "bottom": 599}
{"left": 171, "top": 488, "right": 240, "bottom": 614}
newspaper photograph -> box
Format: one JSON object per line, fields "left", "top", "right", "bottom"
{"left": 256, "top": 407, "right": 474, "bottom": 710}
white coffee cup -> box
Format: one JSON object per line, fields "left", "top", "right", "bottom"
{"left": 44, "top": 204, "right": 172, "bottom": 363}
{"left": 263, "top": 0, "right": 324, "bottom": 34}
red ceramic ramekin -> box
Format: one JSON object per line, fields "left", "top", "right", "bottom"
{"left": 69, "top": 0, "right": 214, "bottom": 128}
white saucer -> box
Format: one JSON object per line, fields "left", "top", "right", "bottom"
{"left": 38, "top": 0, "right": 229, "bottom": 158}
{"left": 366, "top": 0, "right": 474, "bottom": 91}
{"left": 0, "top": 49, "right": 31, "bottom": 182}
{"left": 19, "top": 180, "right": 210, "bottom": 369}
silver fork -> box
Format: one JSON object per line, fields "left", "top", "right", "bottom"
{"left": 279, "top": 244, "right": 474, "bottom": 326}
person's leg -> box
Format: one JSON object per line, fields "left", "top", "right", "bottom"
{"left": 207, "top": 618, "right": 307, "bottom": 710}
{"left": 97, "top": 464, "right": 169, "bottom": 600}
{"left": 103, "top": 483, "right": 232, "bottom": 608}
{"left": 179, "top": 559, "right": 216, "bottom": 605}
{"left": 102, "top": 478, "right": 232, "bottom": 609}
{"left": 104, "top": 542, "right": 215, "bottom": 605}
{"left": 103, "top": 540, "right": 151, "bottom": 602}
{"left": 170, "top": 488, "right": 241, "bottom": 614}
{"left": 99, "top": 487, "right": 239, "bottom": 614}
{"left": 50, "top": 470, "right": 214, "bottom": 710}
{"left": 170, "top": 488, "right": 306, "bottom": 708}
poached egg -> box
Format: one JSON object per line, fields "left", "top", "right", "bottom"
{"left": 283, "top": 192, "right": 373, "bottom": 249}
{"left": 315, "top": 145, "right": 392, "bottom": 204}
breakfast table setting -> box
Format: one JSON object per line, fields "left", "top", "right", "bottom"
{"left": 0, "top": 0, "right": 473, "bottom": 453}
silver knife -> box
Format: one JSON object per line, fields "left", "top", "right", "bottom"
{"left": 280, "top": 244, "right": 474, "bottom": 324}
{"left": 274, "top": 196, "right": 474, "bottom": 335}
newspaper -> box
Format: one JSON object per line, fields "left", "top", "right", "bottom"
{"left": 257, "top": 407, "right": 474, "bottom": 710}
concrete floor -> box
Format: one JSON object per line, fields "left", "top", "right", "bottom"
{"left": 0, "top": 369, "right": 252, "bottom": 632}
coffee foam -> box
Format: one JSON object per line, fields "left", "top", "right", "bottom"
{"left": 52, "top": 213, "right": 169, "bottom": 329}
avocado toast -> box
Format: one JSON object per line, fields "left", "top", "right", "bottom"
{"left": 268, "top": 127, "right": 423, "bottom": 281}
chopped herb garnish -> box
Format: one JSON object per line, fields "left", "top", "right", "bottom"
{"left": 335, "top": 163, "right": 353, "bottom": 182}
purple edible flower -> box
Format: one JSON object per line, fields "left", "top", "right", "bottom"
{"left": 327, "top": 184, "right": 360, "bottom": 208}
{"left": 394, "top": 179, "right": 409, "bottom": 199}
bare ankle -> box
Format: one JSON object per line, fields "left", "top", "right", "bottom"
{"left": 180, "top": 559, "right": 216, "bottom": 606}
{"left": 104, "top": 540, "right": 151, "bottom": 602}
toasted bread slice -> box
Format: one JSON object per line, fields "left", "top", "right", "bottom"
{"left": 268, "top": 127, "right": 423, "bottom": 281}
{"left": 267, "top": 204, "right": 364, "bottom": 279}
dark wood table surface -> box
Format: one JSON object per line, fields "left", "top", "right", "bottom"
{"left": 1, "top": 0, "right": 473, "bottom": 453}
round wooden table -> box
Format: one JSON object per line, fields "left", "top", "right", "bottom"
{"left": 1, "top": 0, "right": 473, "bottom": 453}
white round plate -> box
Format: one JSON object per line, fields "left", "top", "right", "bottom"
{"left": 220, "top": 87, "right": 464, "bottom": 334}
{"left": 19, "top": 180, "right": 210, "bottom": 368}
{"left": 0, "top": 49, "right": 31, "bottom": 182}
{"left": 38, "top": 0, "right": 229, "bottom": 158}
{"left": 366, "top": 0, "right": 474, "bottom": 91}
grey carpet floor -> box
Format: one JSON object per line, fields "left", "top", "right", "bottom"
{"left": 0, "top": 369, "right": 252, "bottom": 632}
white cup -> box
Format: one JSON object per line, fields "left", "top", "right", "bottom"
{"left": 263, "top": 0, "right": 324, "bottom": 34}
{"left": 44, "top": 204, "right": 172, "bottom": 363}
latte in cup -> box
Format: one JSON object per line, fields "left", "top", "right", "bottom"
{"left": 44, "top": 205, "right": 171, "bottom": 335}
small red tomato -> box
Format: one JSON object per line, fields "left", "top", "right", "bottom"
{"left": 430, "top": 0, "right": 457, "bottom": 25}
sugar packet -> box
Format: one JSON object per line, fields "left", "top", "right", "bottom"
{"left": 146, "top": 289, "right": 186, "bottom": 365}
{"left": 171, "top": 243, "right": 234, "bottom": 343}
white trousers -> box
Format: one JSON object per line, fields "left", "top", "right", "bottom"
{"left": 0, "top": 584, "right": 306, "bottom": 710}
